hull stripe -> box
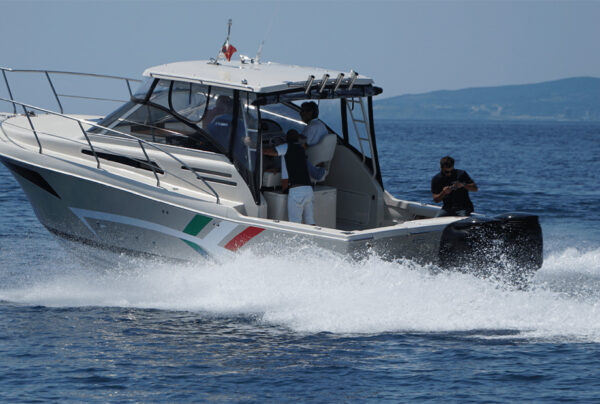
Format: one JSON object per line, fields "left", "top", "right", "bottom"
{"left": 68, "top": 208, "right": 262, "bottom": 258}
{"left": 183, "top": 214, "right": 212, "bottom": 236}
{"left": 69, "top": 208, "right": 225, "bottom": 258}
{"left": 182, "top": 240, "right": 209, "bottom": 256}
{"left": 224, "top": 226, "right": 264, "bottom": 251}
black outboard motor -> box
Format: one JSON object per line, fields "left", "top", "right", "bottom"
{"left": 439, "top": 213, "right": 543, "bottom": 286}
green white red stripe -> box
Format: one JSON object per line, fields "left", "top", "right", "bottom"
{"left": 70, "top": 208, "right": 264, "bottom": 258}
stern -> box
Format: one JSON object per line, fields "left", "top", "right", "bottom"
{"left": 439, "top": 213, "right": 543, "bottom": 284}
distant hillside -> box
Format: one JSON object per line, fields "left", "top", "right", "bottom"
{"left": 373, "top": 77, "right": 600, "bottom": 121}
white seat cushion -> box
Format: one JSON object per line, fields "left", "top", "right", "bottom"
{"left": 307, "top": 134, "right": 337, "bottom": 166}
{"left": 306, "top": 134, "right": 337, "bottom": 182}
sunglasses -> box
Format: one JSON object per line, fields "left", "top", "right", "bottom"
{"left": 442, "top": 168, "right": 454, "bottom": 175}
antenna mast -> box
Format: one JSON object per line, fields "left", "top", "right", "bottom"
{"left": 212, "top": 19, "right": 236, "bottom": 64}
{"left": 255, "top": 40, "right": 264, "bottom": 64}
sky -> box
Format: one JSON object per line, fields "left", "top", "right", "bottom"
{"left": 0, "top": 0, "right": 599, "bottom": 99}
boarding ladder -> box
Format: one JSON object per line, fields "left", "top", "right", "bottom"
{"left": 346, "top": 97, "right": 377, "bottom": 178}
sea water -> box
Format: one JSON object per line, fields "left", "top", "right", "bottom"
{"left": 1, "top": 121, "right": 599, "bottom": 402}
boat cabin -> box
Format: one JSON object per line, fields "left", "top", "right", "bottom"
{"left": 89, "top": 60, "right": 391, "bottom": 230}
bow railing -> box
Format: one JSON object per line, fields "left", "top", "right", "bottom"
{"left": 0, "top": 67, "right": 141, "bottom": 115}
{"left": 0, "top": 96, "right": 221, "bottom": 205}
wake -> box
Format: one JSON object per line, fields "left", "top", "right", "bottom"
{"left": 1, "top": 246, "right": 599, "bottom": 341}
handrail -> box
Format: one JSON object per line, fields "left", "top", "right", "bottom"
{"left": 45, "top": 71, "right": 63, "bottom": 114}
{"left": 77, "top": 120, "right": 100, "bottom": 169}
{"left": 0, "top": 67, "right": 142, "bottom": 114}
{"left": 22, "top": 106, "right": 42, "bottom": 153}
{"left": 56, "top": 94, "right": 131, "bottom": 103}
{"left": 0, "top": 96, "right": 221, "bottom": 204}
{"left": 0, "top": 67, "right": 142, "bottom": 83}
{"left": 1, "top": 69, "right": 16, "bottom": 114}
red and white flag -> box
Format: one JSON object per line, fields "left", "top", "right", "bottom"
{"left": 221, "top": 40, "right": 237, "bottom": 62}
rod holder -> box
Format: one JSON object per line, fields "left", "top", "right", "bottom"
{"left": 318, "top": 74, "right": 330, "bottom": 93}
{"left": 348, "top": 70, "right": 359, "bottom": 90}
{"left": 304, "top": 75, "right": 315, "bottom": 94}
{"left": 333, "top": 73, "right": 345, "bottom": 92}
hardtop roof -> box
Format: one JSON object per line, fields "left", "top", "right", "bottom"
{"left": 143, "top": 60, "right": 374, "bottom": 94}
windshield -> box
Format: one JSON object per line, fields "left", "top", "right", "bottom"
{"left": 89, "top": 79, "right": 263, "bottom": 202}
{"left": 132, "top": 78, "right": 153, "bottom": 100}
{"left": 170, "top": 81, "right": 208, "bottom": 123}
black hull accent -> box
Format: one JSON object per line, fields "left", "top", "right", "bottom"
{"left": 0, "top": 156, "right": 61, "bottom": 199}
{"left": 439, "top": 213, "right": 543, "bottom": 285}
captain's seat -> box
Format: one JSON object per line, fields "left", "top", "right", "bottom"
{"left": 306, "top": 133, "right": 337, "bottom": 183}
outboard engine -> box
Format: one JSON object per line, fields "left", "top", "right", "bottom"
{"left": 439, "top": 213, "right": 543, "bottom": 286}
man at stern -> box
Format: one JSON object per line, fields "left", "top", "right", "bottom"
{"left": 431, "top": 156, "right": 478, "bottom": 217}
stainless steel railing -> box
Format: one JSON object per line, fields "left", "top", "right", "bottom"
{"left": 0, "top": 67, "right": 141, "bottom": 114}
{"left": 0, "top": 96, "right": 221, "bottom": 204}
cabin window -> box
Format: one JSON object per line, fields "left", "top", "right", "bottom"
{"left": 236, "top": 92, "right": 261, "bottom": 203}
{"left": 308, "top": 99, "right": 342, "bottom": 137}
{"left": 235, "top": 93, "right": 259, "bottom": 173}
{"left": 201, "top": 88, "right": 235, "bottom": 152}
{"left": 132, "top": 78, "right": 154, "bottom": 101}
{"left": 111, "top": 103, "right": 202, "bottom": 146}
{"left": 169, "top": 82, "right": 209, "bottom": 123}
{"left": 259, "top": 100, "right": 341, "bottom": 142}
{"left": 148, "top": 80, "right": 170, "bottom": 110}
{"left": 259, "top": 103, "right": 305, "bottom": 136}
{"left": 89, "top": 100, "right": 207, "bottom": 149}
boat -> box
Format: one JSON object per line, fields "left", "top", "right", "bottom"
{"left": 0, "top": 31, "right": 542, "bottom": 283}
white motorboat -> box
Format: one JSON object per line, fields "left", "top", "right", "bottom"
{"left": 0, "top": 38, "right": 542, "bottom": 282}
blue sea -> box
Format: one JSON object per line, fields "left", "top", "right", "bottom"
{"left": 1, "top": 120, "right": 599, "bottom": 402}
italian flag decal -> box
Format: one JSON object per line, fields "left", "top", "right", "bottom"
{"left": 70, "top": 208, "right": 264, "bottom": 259}
{"left": 181, "top": 214, "right": 264, "bottom": 254}
{"left": 224, "top": 226, "right": 264, "bottom": 251}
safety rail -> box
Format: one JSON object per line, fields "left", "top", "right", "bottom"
{"left": 0, "top": 96, "right": 221, "bottom": 204}
{"left": 0, "top": 67, "right": 141, "bottom": 115}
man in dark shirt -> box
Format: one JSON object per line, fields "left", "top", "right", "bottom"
{"left": 431, "top": 156, "right": 478, "bottom": 217}
{"left": 263, "top": 130, "right": 324, "bottom": 224}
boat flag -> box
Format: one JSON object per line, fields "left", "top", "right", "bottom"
{"left": 221, "top": 40, "right": 237, "bottom": 62}
{"left": 216, "top": 19, "right": 237, "bottom": 62}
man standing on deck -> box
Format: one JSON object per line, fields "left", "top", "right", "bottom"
{"left": 264, "top": 130, "right": 323, "bottom": 224}
{"left": 276, "top": 101, "right": 328, "bottom": 186}
{"left": 299, "top": 101, "right": 328, "bottom": 146}
{"left": 431, "top": 156, "right": 478, "bottom": 217}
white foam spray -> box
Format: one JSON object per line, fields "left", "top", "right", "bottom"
{"left": 1, "top": 246, "right": 599, "bottom": 341}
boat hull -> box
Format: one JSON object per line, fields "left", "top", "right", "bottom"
{"left": 0, "top": 156, "right": 377, "bottom": 262}
{"left": 1, "top": 156, "right": 543, "bottom": 283}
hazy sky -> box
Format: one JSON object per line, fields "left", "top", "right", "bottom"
{"left": 1, "top": 0, "right": 599, "bottom": 98}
